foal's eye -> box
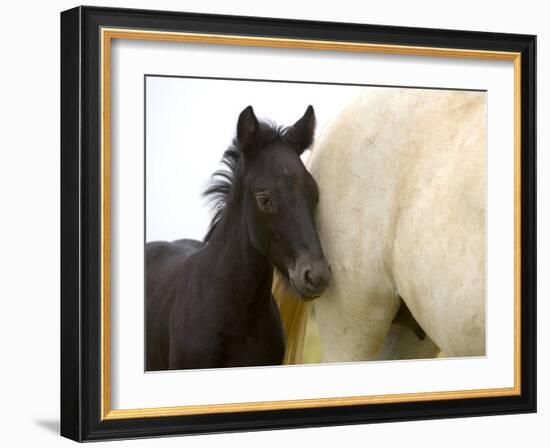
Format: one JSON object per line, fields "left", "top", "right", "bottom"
{"left": 256, "top": 194, "right": 276, "bottom": 213}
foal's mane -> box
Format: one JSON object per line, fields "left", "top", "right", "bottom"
{"left": 203, "top": 120, "right": 290, "bottom": 242}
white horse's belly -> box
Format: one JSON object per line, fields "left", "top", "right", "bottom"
{"left": 309, "top": 88, "right": 486, "bottom": 360}
{"left": 391, "top": 92, "right": 486, "bottom": 356}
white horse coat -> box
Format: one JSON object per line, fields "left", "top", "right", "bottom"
{"left": 308, "top": 88, "right": 486, "bottom": 361}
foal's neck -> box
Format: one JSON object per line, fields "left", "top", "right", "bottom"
{"left": 206, "top": 203, "right": 273, "bottom": 305}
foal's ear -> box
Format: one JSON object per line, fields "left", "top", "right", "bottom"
{"left": 236, "top": 105, "right": 258, "bottom": 155}
{"left": 285, "top": 105, "right": 316, "bottom": 154}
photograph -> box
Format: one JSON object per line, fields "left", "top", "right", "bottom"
{"left": 144, "top": 76, "right": 487, "bottom": 371}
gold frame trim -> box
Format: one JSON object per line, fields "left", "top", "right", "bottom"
{"left": 100, "top": 28, "right": 522, "bottom": 420}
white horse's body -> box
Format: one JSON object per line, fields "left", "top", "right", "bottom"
{"left": 308, "top": 88, "right": 486, "bottom": 361}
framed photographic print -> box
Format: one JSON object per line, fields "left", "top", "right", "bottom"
{"left": 60, "top": 6, "right": 537, "bottom": 442}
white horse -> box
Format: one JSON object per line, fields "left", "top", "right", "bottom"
{"left": 276, "top": 87, "right": 486, "bottom": 363}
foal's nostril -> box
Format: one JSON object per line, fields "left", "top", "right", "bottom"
{"left": 296, "top": 262, "right": 330, "bottom": 298}
{"left": 304, "top": 269, "right": 313, "bottom": 287}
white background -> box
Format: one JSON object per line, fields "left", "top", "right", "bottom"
{"left": 0, "top": 0, "right": 546, "bottom": 447}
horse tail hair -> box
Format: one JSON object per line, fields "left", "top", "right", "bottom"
{"left": 272, "top": 270, "right": 310, "bottom": 364}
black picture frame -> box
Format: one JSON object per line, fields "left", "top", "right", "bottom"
{"left": 61, "top": 5, "right": 536, "bottom": 442}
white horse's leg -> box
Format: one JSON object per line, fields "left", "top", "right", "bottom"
{"left": 307, "top": 92, "right": 403, "bottom": 363}
{"left": 313, "top": 267, "right": 399, "bottom": 362}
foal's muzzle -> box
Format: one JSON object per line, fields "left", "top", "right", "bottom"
{"left": 289, "top": 258, "right": 331, "bottom": 300}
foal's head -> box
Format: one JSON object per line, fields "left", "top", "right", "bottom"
{"left": 206, "top": 106, "right": 331, "bottom": 300}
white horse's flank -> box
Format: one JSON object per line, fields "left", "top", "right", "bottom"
{"left": 306, "top": 88, "right": 486, "bottom": 362}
